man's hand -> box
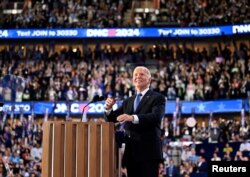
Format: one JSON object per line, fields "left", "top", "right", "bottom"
{"left": 105, "top": 97, "right": 116, "bottom": 110}
{"left": 121, "top": 167, "right": 127, "bottom": 177}
{"left": 117, "top": 114, "right": 133, "bottom": 123}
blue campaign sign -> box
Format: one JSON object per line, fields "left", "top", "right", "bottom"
{"left": 0, "top": 24, "right": 249, "bottom": 39}
{"left": 3, "top": 29, "right": 81, "bottom": 38}
{"left": 166, "top": 99, "right": 243, "bottom": 114}
{"left": 1, "top": 102, "right": 32, "bottom": 113}
{"left": 0, "top": 99, "right": 247, "bottom": 115}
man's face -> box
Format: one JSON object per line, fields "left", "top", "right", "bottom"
{"left": 133, "top": 67, "right": 151, "bottom": 92}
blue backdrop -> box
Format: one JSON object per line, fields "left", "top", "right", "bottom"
{"left": 0, "top": 99, "right": 248, "bottom": 115}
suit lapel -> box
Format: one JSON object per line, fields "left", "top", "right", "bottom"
{"left": 135, "top": 90, "right": 152, "bottom": 113}
{"left": 128, "top": 95, "right": 137, "bottom": 113}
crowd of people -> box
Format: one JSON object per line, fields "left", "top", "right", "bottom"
{"left": 135, "top": 0, "right": 250, "bottom": 27}
{"left": 158, "top": 115, "right": 250, "bottom": 177}
{"left": 0, "top": 40, "right": 249, "bottom": 175}
{"left": 0, "top": 0, "right": 250, "bottom": 176}
{"left": 0, "top": 40, "right": 249, "bottom": 102}
{"left": 0, "top": 111, "right": 249, "bottom": 176}
{"left": 0, "top": 0, "right": 130, "bottom": 28}
{"left": 0, "top": 115, "right": 43, "bottom": 176}
{"left": 0, "top": 0, "right": 249, "bottom": 28}
{"left": 1, "top": 39, "right": 249, "bottom": 176}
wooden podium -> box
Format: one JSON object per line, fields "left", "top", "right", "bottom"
{"left": 42, "top": 121, "right": 116, "bottom": 177}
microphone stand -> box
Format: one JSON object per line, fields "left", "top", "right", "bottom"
{"left": 81, "top": 101, "right": 92, "bottom": 122}
{"left": 81, "top": 95, "right": 104, "bottom": 122}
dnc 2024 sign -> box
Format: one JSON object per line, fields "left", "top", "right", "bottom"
{"left": 1, "top": 24, "right": 249, "bottom": 39}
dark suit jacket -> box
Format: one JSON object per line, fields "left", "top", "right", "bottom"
{"left": 106, "top": 89, "right": 165, "bottom": 166}
{"left": 165, "top": 165, "right": 179, "bottom": 177}
{"left": 197, "top": 161, "right": 208, "bottom": 173}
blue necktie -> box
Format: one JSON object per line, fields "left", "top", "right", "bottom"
{"left": 134, "top": 93, "right": 142, "bottom": 111}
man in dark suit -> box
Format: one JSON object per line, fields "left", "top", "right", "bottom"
{"left": 165, "top": 159, "right": 179, "bottom": 177}
{"left": 105, "top": 66, "right": 166, "bottom": 177}
{"left": 197, "top": 155, "right": 208, "bottom": 173}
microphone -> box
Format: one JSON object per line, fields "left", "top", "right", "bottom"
{"left": 91, "top": 95, "right": 104, "bottom": 102}
{"left": 81, "top": 95, "right": 104, "bottom": 121}
{"left": 96, "top": 95, "right": 105, "bottom": 102}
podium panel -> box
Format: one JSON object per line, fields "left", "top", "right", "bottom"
{"left": 42, "top": 121, "right": 116, "bottom": 177}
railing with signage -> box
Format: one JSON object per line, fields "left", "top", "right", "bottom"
{"left": 0, "top": 24, "right": 249, "bottom": 39}
{"left": 0, "top": 99, "right": 248, "bottom": 115}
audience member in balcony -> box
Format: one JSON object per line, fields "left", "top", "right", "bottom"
{"left": 187, "top": 148, "right": 199, "bottom": 165}
{"left": 46, "top": 86, "right": 58, "bottom": 102}
{"left": 2, "top": 86, "right": 12, "bottom": 101}
{"left": 197, "top": 155, "right": 208, "bottom": 173}
{"left": 181, "top": 146, "right": 192, "bottom": 162}
{"left": 66, "top": 86, "right": 78, "bottom": 101}
{"left": 162, "top": 144, "right": 170, "bottom": 167}
{"left": 209, "top": 120, "right": 220, "bottom": 142}
{"left": 176, "top": 81, "right": 185, "bottom": 100}
{"left": 211, "top": 152, "right": 221, "bottom": 161}
{"left": 182, "top": 161, "right": 193, "bottom": 176}
{"left": 222, "top": 143, "right": 233, "bottom": 154}
{"left": 167, "top": 81, "right": 176, "bottom": 100}
{"left": 87, "top": 82, "right": 103, "bottom": 102}
{"left": 222, "top": 149, "right": 232, "bottom": 161}
{"left": 239, "top": 139, "right": 250, "bottom": 152}
{"left": 158, "top": 161, "right": 165, "bottom": 177}
{"left": 234, "top": 151, "right": 244, "bottom": 161}
{"left": 165, "top": 159, "right": 179, "bottom": 177}
{"left": 179, "top": 164, "right": 186, "bottom": 177}
{"left": 218, "top": 118, "right": 229, "bottom": 142}
{"left": 185, "top": 79, "right": 196, "bottom": 101}
{"left": 30, "top": 142, "right": 42, "bottom": 163}
{"left": 228, "top": 80, "right": 241, "bottom": 99}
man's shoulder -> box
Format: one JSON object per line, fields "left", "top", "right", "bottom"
{"left": 151, "top": 90, "right": 165, "bottom": 99}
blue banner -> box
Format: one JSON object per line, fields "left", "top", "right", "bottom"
{"left": 0, "top": 24, "right": 249, "bottom": 39}
{"left": 0, "top": 99, "right": 247, "bottom": 115}
{"left": 177, "top": 100, "right": 243, "bottom": 114}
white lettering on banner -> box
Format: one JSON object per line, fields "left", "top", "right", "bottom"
{"left": 17, "top": 30, "right": 31, "bottom": 37}
{"left": 51, "top": 102, "right": 118, "bottom": 114}
{"left": 159, "top": 28, "right": 221, "bottom": 36}
{"left": 132, "top": 29, "right": 140, "bottom": 36}
{"left": 88, "top": 104, "right": 95, "bottom": 113}
{"left": 54, "top": 103, "right": 67, "bottom": 113}
{"left": 233, "top": 24, "right": 250, "bottom": 34}
{"left": 86, "top": 29, "right": 140, "bottom": 37}
{"left": 48, "top": 30, "right": 56, "bottom": 36}
{"left": 190, "top": 29, "right": 198, "bottom": 35}
{"left": 158, "top": 29, "right": 173, "bottom": 36}
{"left": 116, "top": 29, "right": 140, "bottom": 37}
{"left": 198, "top": 28, "right": 220, "bottom": 35}
{"left": 56, "top": 30, "right": 78, "bottom": 36}
{"left": 86, "top": 29, "right": 108, "bottom": 37}
{"left": 32, "top": 30, "right": 48, "bottom": 36}
{"left": 0, "top": 30, "right": 8, "bottom": 38}
{"left": 3, "top": 104, "right": 30, "bottom": 112}
{"left": 87, "top": 103, "right": 104, "bottom": 113}
{"left": 173, "top": 29, "right": 190, "bottom": 36}
{"left": 94, "top": 103, "right": 104, "bottom": 113}
{"left": 71, "top": 103, "right": 79, "bottom": 113}
{"left": 22, "top": 105, "right": 30, "bottom": 112}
